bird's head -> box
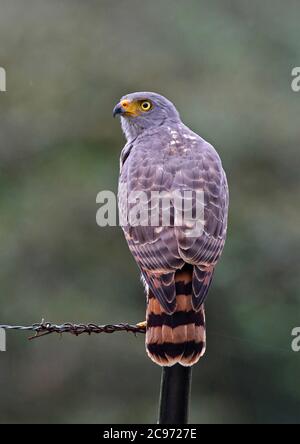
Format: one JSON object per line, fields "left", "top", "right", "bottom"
{"left": 113, "top": 92, "right": 180, "bottom": 141}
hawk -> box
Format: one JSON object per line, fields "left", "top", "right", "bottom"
{"left": 113, "top": 92, "right": 229, "bottom": 366}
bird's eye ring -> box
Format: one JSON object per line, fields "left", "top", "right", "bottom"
{"left": 140, "top": 101, "right": 152, "bottom": 111}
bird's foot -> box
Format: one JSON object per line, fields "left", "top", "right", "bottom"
{"left": 136, "top": 320, "right": 147, "bottom": 329}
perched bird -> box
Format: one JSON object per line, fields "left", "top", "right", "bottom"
{"left": 114, "top": 92, "right": 228, "bottom": 366}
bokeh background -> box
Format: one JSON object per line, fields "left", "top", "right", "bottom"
{"left": 0, "top": 0, "right": 300, "bottom": 424}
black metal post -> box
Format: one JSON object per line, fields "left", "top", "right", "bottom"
{"left": 158, "top": 364, "right": 192, "bottom": 424}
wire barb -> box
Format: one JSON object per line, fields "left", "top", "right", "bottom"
{"left": 0, "top": 321, "right": 146, "bottom": 340}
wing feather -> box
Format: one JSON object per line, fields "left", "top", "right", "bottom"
{"left": 118, "top": 125, "right": 228, "bottom": 313}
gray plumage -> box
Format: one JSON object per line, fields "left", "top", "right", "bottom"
{"left": 116, "top": 92, "right": 229, "bottom": 315}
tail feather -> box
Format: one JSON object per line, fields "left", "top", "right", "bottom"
{"left": 146, "top": 268, "right": 206, "bottom": 367}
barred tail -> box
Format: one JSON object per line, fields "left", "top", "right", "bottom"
{"left": 145, "top": 269, "right": 206, "bottom": 367}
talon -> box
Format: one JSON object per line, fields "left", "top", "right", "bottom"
{"left": 136, "top": 321, "right": 147, "bottom": 329}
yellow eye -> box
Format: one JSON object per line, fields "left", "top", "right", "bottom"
{"left": 140, "top": 101, "right": 152, "bottom": 112}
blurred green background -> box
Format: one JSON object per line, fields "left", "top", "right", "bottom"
{"left": 0, "top": 0, "right": 300, "bottom": 424}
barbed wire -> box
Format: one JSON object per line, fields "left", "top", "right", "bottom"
{"left": 0, "top": 321, "right": 146, "bottom": 340}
